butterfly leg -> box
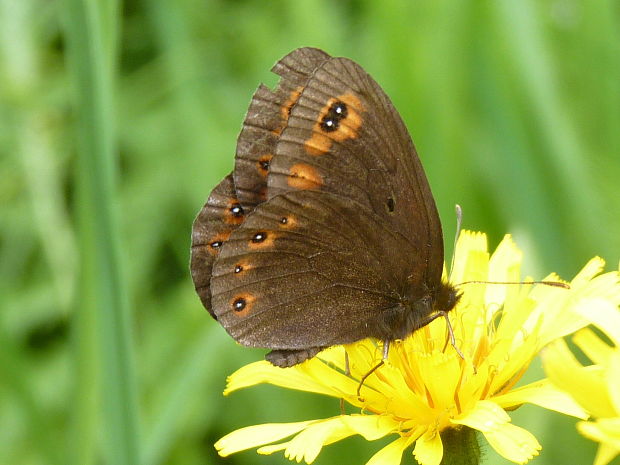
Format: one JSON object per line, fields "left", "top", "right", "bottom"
{"left": 356, "top": 340, "right": 390, "bottom": 399}
{"left": 265, "top": 347, "right": 324, "bottom": 367}
{"left": 429, "top": 311, "right": 464, "bottom": 360}
{"left": 340, "top": 351, "right": 351, "bottom": 414}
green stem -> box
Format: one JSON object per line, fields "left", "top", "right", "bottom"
{"left": 440, "top": 427, "right": 481, "bottom": 465}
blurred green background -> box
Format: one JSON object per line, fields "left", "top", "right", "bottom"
{"left": 1, "top": 0, "right": 619, "bottom": 464}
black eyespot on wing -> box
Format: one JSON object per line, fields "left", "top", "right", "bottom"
{"left": 252, "top": 232, "right": 267, "bottom": 243}
{"left": 332, "top": 101, "right": 348, "bottom": 118}
{"left": 319, "top": 100, "right": 348, "bottom": 133}
{"left": 320, "top": 117, "right": 338, "bottom": 132}
{"left": 230, "top": 203, "right": 244, "bottom": 217}
{"left": 386, "top": 198, "right": 395, "bottom": 213}
{"left": 233, "top": 298, "right": 246, "bottom": 311}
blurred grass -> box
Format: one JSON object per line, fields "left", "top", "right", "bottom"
{"left": 0, "top": 1, "right": 618, "bottom": 464}
{"left": 64, "top": 1, "right": 139, "bottom": 465}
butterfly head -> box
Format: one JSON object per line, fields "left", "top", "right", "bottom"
{"left": 434, "top": 282, "right": 461, "bottom": 313}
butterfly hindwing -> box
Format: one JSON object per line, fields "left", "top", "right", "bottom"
{"left": 210, "top": 190, "right": 417, "bottom": 349}
{"left": 190, "top": 174, "right": 248, "bottom": 317}
{"left": 233, "top": 48, "right": 330, "bottom": 209}
{"left": 192, "top": 49, "right": 330, "bottom": 315}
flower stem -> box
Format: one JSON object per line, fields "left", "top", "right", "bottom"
{"left": 440, "top": 427, "right": 481, "bottom": 465}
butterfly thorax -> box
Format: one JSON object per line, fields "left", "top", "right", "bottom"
{"left": 375, "top": 282, "right": 460, "bottom": 341}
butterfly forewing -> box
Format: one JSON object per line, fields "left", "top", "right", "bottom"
{"left": 267, "top": 55, "right": 444, "bottom": 291}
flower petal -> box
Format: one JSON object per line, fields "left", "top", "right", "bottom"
{"left": 578, "top": 418, "right": 620, "bottom": 449}
{"left": 543, "top": 340, "right": 614, "bottom": 418}
{"left": 483, "top": 422, "right": 541, "bottom": 464}
{"left": 224, "top": 358, "right": 356, "bottom": 399}
{"left": 366, "top": 434, "right": 418, "bottom": 465}
{"left": 593, "top": 442, "right": 620, "bottom": 465}
{"left": 413, "top": 351, "right": 461, "bottom": 417}
{"left": 215, "top": 420, "right": 315, "bottom": 456}
{"left": 413, "top": 429, "right": 443, "bottom": 465}
{"left": 451, "top": 400, "right": 540, "bottom": 463}
{"left": 574, "top": 297, "right": 620, "bottom": 347}
{"left": 493, "top": 379, "right": 588, "bottom": 419}
{"left": 316, "top": 345, "right": 348, "bottom": 369}
{"left": 528, "top": 283, "right": 587, "bottom": 347}
{"left": 374, "top": 355, "right": 436, "bottom": 420}
{"left": 608, "top": 352, "right": 620, "bottom": 415}
{"left": 257, "top": 415, "right": 398, "bottom": 464}
{"left": 451, "top": 399, "right": 510, "bottom": 431}
{"left": 537, "top": 264, "right": 619, "bottom": 347}
{"left": 519, "top": 260, "right": 617, "bottom": 349}
{"left": 485, "top": 235, "right": 522, "bottom": 319}
{"left": 573, "top": 327, "right": 614, "bottom": 366}
{"left": 451, "top": 231, "right": 489, "bottom": 283}
{"left": 339, "top": 414, "right": 401, "bottom": 440}
{"left": 573, "top": 257, "right": 607, "bottom": 287}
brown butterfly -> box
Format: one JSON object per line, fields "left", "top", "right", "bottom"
{"left": 190, "top": 48, "right": 459, "bottom": 367}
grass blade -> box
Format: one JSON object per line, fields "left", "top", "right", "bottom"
{"left": 63, "top": 1, "right": 140, "bottom": 464}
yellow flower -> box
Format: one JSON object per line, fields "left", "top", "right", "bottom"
{"left": 215, "top": 231, "right": 620, "bottom": 465}
{"left": 543, "top": 265, "right": 620, "bottom": 465}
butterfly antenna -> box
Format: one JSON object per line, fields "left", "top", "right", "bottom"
{"left": 457, "top": 280, "right": 569, "bottom": 289}
{"left": 449, "top": 204, "right": 463, "bottom": 282}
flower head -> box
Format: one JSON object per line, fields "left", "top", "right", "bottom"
{"left": 215, "top": 231, "right": 620, "bottom": 465}
{"left": 543, "top": 266, "right": 620, "bottom": 465}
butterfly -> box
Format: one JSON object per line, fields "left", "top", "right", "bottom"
{"left": 190, "top": 47, "right": 459, "bottom": 367}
